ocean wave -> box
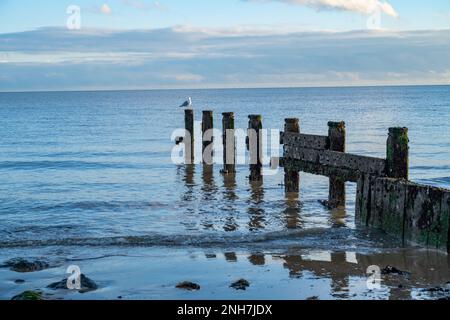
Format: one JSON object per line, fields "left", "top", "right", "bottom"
{"left": 0, "top": 228, "right": 349, "bottom": 249}
{"left": 411, "top": 165, "right": 450, "bottom": 171}
{"left": 0, "top": 160, "right": 152, "bottom": 171}
{"left": 32, "top": 200, "right": 168, "bottom": 212}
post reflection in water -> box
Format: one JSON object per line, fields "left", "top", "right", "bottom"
{"left": 180, "top": 164, "right": 196, "bottom": 203}
{"left": 222, "top": 172, "right": 238, "bottom": 232}
{"left": 201, "top": 164, "right": 217, "bottom": 201}
{"left": 283, "top": 192, "right": 302, "bottom": 229}
{"left": 329, "top": 207, "right": 347, "bottom": 228}
{"left": 201, "top": 164, "right": 217, "bottom": 230}
{"left": 247, "top": 180, "right": 265, "bottom": 231}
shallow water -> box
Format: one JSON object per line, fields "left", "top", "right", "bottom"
{"left": 0, "top": 86, "right": 449, "bottom": 299}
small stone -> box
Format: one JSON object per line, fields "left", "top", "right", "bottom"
{"left": 11, "top": 290, "right": 43, "bottom": 301}
{"left": 381, "top": 265, "right": 410, "bottom": 277}
{"left": 176, "top": 281, "right": 201, "bottom": 291}
{"left": 2, "top": 258, "right": 50, "bottom": 273}
{"left": 230, "top": 279, "right": 250, "bottom": 290}
{"left": 47, "top": 274, "right": 98, "bottom": 293}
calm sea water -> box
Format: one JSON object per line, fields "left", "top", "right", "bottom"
{"left": 0, "top": 86, "right": 449, "bottom": 249}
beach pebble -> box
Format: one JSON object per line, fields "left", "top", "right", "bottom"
{"left": 230, "top": 279, "right": 250, "bottom": 290}
{"left": 11, "top": 290, "right": 43, "bottom": 301}
{"left": 176, "top": 281, "right": 201, "bottom": 291}
{"left": 47, "top": 274, "right": 98, "bottom": 293}
{"left": 381, "top": 265, "right": 411, "bottom": 277}
{"left": 2, "top": 258, "right": 50, "bottom": 273}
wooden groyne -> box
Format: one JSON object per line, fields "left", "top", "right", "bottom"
{"left": 176, "top": 110, "right": 450, "bottom": 252}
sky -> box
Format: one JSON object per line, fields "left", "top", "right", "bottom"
{"left": 0, "top": 0, "right": 450, "bottom": 91}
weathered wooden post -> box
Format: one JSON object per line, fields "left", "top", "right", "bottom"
{"left": 222, "top": 112, "right": 236, "bottom": 174}
{"left": 202, "top": 110, "right": 214, "bottom": 165}
{"left": 185, "top": 109, "right": 194, "bottom": 164}
{"left": 284, "top": 118, "right": 300, "bottom": 193}
{"left": 247, "top": 115, "right": 263, "bottom": 182}
{"left": 328, "top": 121, "right": 346, "bottom": 208}
{"left": 386, "top": 127, "right": 409, "bottom": 179}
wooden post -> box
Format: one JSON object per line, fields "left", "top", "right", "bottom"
{"left": 284, "top": 118, "right": 300, "bottom": 193}
{"left": 184, "top": 109, "right": 194, "bottom": 164}
{"left": 222, "top": 112, "right": 236, "bottom": 174}
{"left": 387, "top": 127, "right": 409, "bottom": 179}
{"left": 328, "top": 121, "right": 346, "bottom": 208}
{"left": 248, "top": 115, "right": 263, "bottom": 182}
{"left": 202, "top": 110, "right": 214, "bottom": 165}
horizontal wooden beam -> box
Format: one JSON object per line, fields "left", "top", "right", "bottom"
{"left": 281, "top": 132, "right": 328, "bottom": 150}
{"left": 280, "top": 157, "right": 360, "bottom": 182}
{"left": 282, "top": 146, "right": 387, "bottom": 179}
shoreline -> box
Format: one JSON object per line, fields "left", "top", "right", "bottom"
{"left": 1, "top": 245, "right": 449, "bottom": 300}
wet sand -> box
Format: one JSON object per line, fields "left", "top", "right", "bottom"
{"left": 1, "top": 245, "right": 449, "bottom": 300}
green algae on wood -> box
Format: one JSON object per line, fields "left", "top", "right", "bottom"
{"left": 386, "top": 127, "right": 409, "bottom": 179}
{"left": 222, "top": 112, "right": 236, "bottom": 174}
{"left": 283, "top": 118, "right": 300, "bottom": 193}
{"left": 248, "top": 115, "right": 263, "bottom": 182}
{"left": 327, "top": 121, "right": 346, "bottom": 208}
{"left": 184, "top": 109, "right": 194, "bottom": 164}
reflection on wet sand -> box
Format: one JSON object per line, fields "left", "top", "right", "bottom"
{"left": 224, "top": 252, "right": 237, "bottom": 262}
{"left": 277, "top": 249, "right": 450, "bottom": 300}
{"left": 195, "top": 248, "right": 450, "bottom": 300}
{"left": 248, "top": 253, "right": 265, "bottom": 266}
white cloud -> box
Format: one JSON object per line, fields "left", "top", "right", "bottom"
{"left": 171, "top": 73, "right": 205, "bottom": 82}
{"left": 248, "top": 0, "right": 399, "bottom": 18}
{"left": 1, "top": 27, "right": 449, "bottom": 91}
{"left": 121, "top": 0, "right": 168, "bottom": 12}
{"left": 101, "top": 4, "right": 112, "bottom": 15}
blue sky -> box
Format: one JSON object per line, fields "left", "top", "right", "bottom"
{"left": 1, "top": 1, "right": 450, "bottom": 91}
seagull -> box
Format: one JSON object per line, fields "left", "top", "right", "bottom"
{"left": 179, "top": 97, "right": 192, "bottom": 108}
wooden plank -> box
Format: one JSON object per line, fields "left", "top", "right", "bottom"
{"left": 283, "top": 132, "right": 328, "bottom": 150}
{"left": 404, "top": 183, "right": 447, "bottom": 249}
{"left": 284, "top": 119, "right": 300, "bottom": 193}
{"left": 369, "top": 177, "right": 385, "bottom": 228}
{"left": 380, "top": 178, "right": 407, "bottom": 237}
{"left": 441, "top": 192, "right": 450, "bottom": 252}
{"left": 355, "top": 174, "right": 372, "bottom": 225}
{"left": 284, "top": 147, "right": 386, "bottom": 178}
{"left": 328, "top": 121, "right": 346, "bottom": 208}
{"left": 280, "top": 158, "right": 360, "bottom": 182}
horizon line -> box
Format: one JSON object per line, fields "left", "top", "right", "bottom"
{"left": 1, "top": 83, "right": 449, "bottom": 94}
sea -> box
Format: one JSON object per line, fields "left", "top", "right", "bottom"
{"left": 0, "top": 86, "right": 449, "bottom": 300}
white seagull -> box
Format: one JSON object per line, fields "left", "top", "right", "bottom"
{"left": 179, "top": 97, "right": 192, "bottom": 108}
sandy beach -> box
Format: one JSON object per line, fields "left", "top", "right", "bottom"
{"left": 1, "top": 237, "right": 450, "bottom": 300}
